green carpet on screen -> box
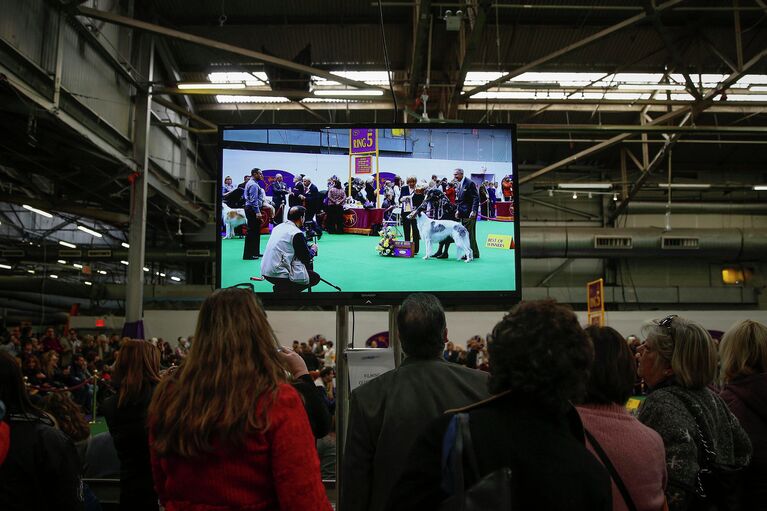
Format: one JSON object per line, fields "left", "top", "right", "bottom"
{"left": 220, "top": 221, "right": 517, "bottom": 293}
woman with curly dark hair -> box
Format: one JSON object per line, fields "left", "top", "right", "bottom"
{"left": 388, "top": 299, "right": 611, "bottom": 510}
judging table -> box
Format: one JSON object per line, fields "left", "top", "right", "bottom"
{"left": 343, "top": 208, "right": 385, "bottom": 235}
{"left": 494, "top": 201, "right": 514, "bottom": 220}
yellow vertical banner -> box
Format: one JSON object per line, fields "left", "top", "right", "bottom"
{"left": 587, "top": 278, "right": 605, "bottom": 327}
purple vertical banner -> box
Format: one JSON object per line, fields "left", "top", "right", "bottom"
{"left": 350, "top": 128, "right": 377, "bottom": 154}
{"left": 261, "top": 170, "right": 296, "bottom": 194}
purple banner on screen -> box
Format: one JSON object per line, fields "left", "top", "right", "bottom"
{"left": 261, "top": 170, "right": 296, "bottom": 194}
{"left": 350, "top": 128, "right": 377, "bottom": 154}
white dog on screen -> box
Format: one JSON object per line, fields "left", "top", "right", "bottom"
{"left": 222, "top": 203, "right": 247, "bottom": 239}
{"left": 410, "top": 210, "right": 473, "bottom": 262}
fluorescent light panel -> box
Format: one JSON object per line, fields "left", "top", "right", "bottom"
{"left": 73, "top": 263, "right": 83, "bottom": 269}
{"left": 22, "top": 204, "right": 53, "bottom": 218}
{"left": 77, "top": 225, "right": 102, "bottom": 238}
{"left": 50, "top": 274, "right": 58, "bottom": 279}
{"left": 57, "top": 259, "right": 67, "bottom": 264}
{"left": 178, "top": 82, "right": 245, "bottom": 90}
{"left": 215, "top": 95, "right": 290, "bottom": 104}
{"left": 754, "top": 185, "right": 767, "bottom": 191}
{"left": 658, "top": 183, "right": 711, "bottom": 189}
{"left": 170, "top": 276, "right": 181, "bottom": 282}
{"left": 84, "top": 281, "right": 92, "bottom": 286}
{"left": 0, "top": 263, "right": 11, "bottom": 270}
{"left": 59, "top": 240, "right": 77, "bottom": 248}
{"left": 120, "top": 260, "right": 129, "bottom": 265}
{"left": 314, "top": 89, "right": 384, "bottom": 96}
{"left": 97, "top": 270, "right": 108, "bottom": 275}
{"left": 121, "top": 242, "right": 130, "bottom": 248}
{"left": 27, "top": 269, "right": 35, "bottom": 274}
{"left": 558, "top": 183, "right": 612, "bottom": 190}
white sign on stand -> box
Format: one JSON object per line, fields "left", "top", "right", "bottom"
{"left": 346, "top": 349, "right": 395, "bottom": 392}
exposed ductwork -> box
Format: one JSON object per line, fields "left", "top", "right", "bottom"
{"left": 627, "top": 202, "right": 767, "bottom": 214}
{"left": 521, "top": 227, "right": 767, "bottom": 259}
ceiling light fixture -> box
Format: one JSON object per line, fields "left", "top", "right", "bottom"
{"left": 22, "top": 204, "right": 53, "bottom": 218}
{"left": 159, "top": 272, "right": 166, "bottom": 277}
{"left": 121, "top": 242, "right": 130, "bottom": 248}
{"left": 558, "top": 183, "right": 613, "bottom": 190}
{"left": 97, "top": 270, "right": 107, "bottom": 275}
{"left": 753, "top": 185, "right": 767, "bottom": 191}
{"left": 59, "top": 240, "right": 77, "bottom": 249}
{"left": 27, "top": 269, "right": 35, "bottom": 274}
{"left": 0, "top": 263, "right": 11, "bottom": 270}
{"left": 313, "top": 89, "right": 385, "bottom": 96}
{"left": 658, "top": 183, "right": 712, "bottom": 189}
{"left": 57, "top": 259, "right": 67, "bottom": 264}
{"left": 178, "top": 82, "right": 246, "bottom": 90}
{"left": 50, "top": 274, "right": 58, "bottom": 279}
{"left": 120, "top": 260, "right": 129, "bottom": 265}
{"left": 613, "top": 193, "right": 618, "bottom": 201}
{"left": 170, "top": 276, "right": 181, "bottom": 282}
{"left": 77, "top": 225, "right": 102, "bottom": 238}
{"left": 143, "top": 267, "right": 150, "bottom": 272}
{"left": 84, "top": 281, "right": 93, "bottom": 286}
{"left": 572, "top": 192, "right": 578, "bottom": 199}
{"left": 73, "top": 263, "right": 83, "bottom": 269}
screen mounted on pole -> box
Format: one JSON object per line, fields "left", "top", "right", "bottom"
{"left": 217, "top": 124, "right": 520, "bottom": 306}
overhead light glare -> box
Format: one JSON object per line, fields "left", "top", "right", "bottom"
{"left": 613, "top": 193, "right": 618, "bottom": 201}
{"left": 616, "top": 83, "right": 686, "bottom": 91}
{"left": 22, "top": 204, "right": 53, "bottom": 218}
{"left": 58, "top": 240, "right": 77, "bottom": 249}
{"left": 753, "top": 185, "right": 767, "bottom": 191}
{"left": 178, "top": 82, "right": 246, "bottom": 90}
{"left": 49, "top": 274, "right": 58, "bottom": 279}
{"left": 159, "top": 272, "right": 166, "bottom": 277}
{"left": 121, "top": 242, "right": 130, "bottom": 249}
{"left": 27, "top": 269, "right": 35, "bottom": 274}
{"left": 77, "top": 225, "right": 102, "bottom": 238}
{"left": 73, "top": 263, "right": 83, "bottom": 269}
{"left": 572, "top": 192, "right": 578, "bottom": 199}
{"left": 97, "top": 270, "right": 108, "bottom": 275}
{"left": 57, "top": 259, "right": 67, "bottom": 264}
{"left": 0, "top": 263, "right": 11, "bottom": 270}
{"left": 314, "top": 89, "right": 384, "bottom": 97}
{"left": 170, "top": 276, "right": 181, "bottom": 282}
{"left": 143, "top": 267, "right": 150, "bottom": 272}
{"left": 120, "top": 260, "right": 129, "bottom": 265}
{"left": 558, "top": 183, "right": 612, "bottom": 190}
{"left": 84, "top": 281, "right": 93, "bottom": 286}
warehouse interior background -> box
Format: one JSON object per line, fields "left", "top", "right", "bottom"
{"left": 1, "top": 0, "right": 766, "bottom": 338}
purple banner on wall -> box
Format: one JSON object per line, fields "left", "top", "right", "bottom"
{"left": 350, "top": 128, "right": 377, "bottom": 154}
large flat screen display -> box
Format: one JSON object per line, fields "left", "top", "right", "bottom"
{"left": 217, "top": 125, "right": 520, "bottom": 306}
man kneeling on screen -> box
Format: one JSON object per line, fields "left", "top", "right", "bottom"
{"left": 260, "top": 206, "right": 322, "bottom": 292}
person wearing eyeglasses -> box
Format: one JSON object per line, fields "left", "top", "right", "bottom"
{"left": 636, "top": 315, "right": 752, "bottom": 511}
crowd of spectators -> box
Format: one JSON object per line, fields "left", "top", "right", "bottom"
{"left": 0, "top": 299, "right": 765, "bottom": 511}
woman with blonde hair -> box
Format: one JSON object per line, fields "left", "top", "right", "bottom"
{"left": 102, "top": 339, "right": 162, "bottom": 510}
{"left": 148, "top": 287, "right": 331, "bottom": 511}
{"left": 719, "top": 319, "right": 767, "bottom": 511}
{"left": 637, "top": 315, "right": 752, "bottom": 511}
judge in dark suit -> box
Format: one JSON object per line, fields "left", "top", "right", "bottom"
{"left": 439, "top": 168, "right": 480, "bottom": 259}
{"left": 271, "top": 173, "right": 289, "bottom": 224}
{"left": 300, "top": 177, "right": 320, "bottom": 222}
{"left": 341, "top": 293, "right": 489, "bottom": 511}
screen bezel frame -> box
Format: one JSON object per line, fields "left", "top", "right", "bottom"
{"left": 216, "top": 123, "right": 521, "bottom": 307}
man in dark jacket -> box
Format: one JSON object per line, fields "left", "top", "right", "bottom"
{"left": 341, "top": 293, "right": 489, "bottom": 511}
{"left": 440, "top": 168, "right": 480, "bottom": 259}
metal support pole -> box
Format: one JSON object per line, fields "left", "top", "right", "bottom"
{"left": 125, "top": 34, "right": 154, "bottom": 327}
{"left": 52, "top": 9, "right": 66, "bottom": 109}
{"left": 389, "top": 305, "right": 402, "bottom": 367}
{"left": 335, "top": 305, "right": 350, "bottom": 504}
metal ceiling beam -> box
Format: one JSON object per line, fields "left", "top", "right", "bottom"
{"left": 153, "top": 97, "right": 217, "bottom": 130}
{"left": 408, "top": 0, "right": 432, "bottom": 96}
{"left": 645, "top": 2, "right": 702, "bottom": 100}
{"left": 518, "top": 45, "right": 767, "bottom": 185}
{"left": 450, "top": 0, "right": 492, "bottom": 113}
{"left": 0, "top": 56, "right": 209, "bottom": 225}
{"left": 463, "top": 0, "right": 685, "bottom": 98}
{"left": 76, "top": 6, "right": 389, "bottom": 94}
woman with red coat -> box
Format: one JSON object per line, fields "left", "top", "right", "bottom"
{"left": 149, "top": 288, "right": 331, "bottom": 511}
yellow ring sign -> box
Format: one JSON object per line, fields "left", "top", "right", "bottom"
{"left": 485, "top": 234, "right": 515, "bottom": 249}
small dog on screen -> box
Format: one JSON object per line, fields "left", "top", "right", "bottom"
{"left": 408, "top": 194, "right": 472, "bottom": 262}
{"left": 222, "top": 201, "right": 276, "bottom": 239}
